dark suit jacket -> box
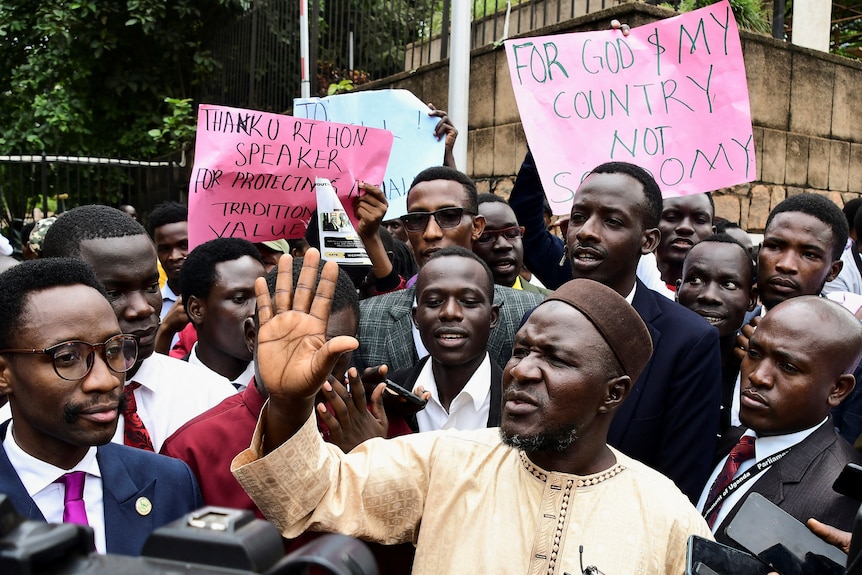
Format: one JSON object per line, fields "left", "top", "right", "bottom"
{"left": 713, "top": 420, "right": 862, "bottom": 545}
{"left": 354, "top": 285, "right": 544, "bottom": 373}
{"left": 0, "top": 421, "right": 202, "bottom": 556}
{"left": 389, "top": 355, "right": 503, "bottom": 432}
{"left": 607, "top": 280, "right": 722, "bottom": 502}
{"left": 508, "top": 150, "right": 571, "bottom": 290}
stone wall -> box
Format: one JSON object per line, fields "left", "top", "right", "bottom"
{"left": 361, "top": 2, "right": 862, "bottom": 231}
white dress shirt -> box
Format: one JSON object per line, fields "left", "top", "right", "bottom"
{"left": 823, "top": 243, "right": 862, "bottom": 296}
{"left": 637, "top": 252, "right": 675, "bottom": 300}
{"left": 696, "top": 417, "right": 827, "bottom": 531}
{"left": 414, "top": 353, "right": 492, "bottom": 432}
{"left": 110, "top": 353, "right": 236, "bottom": 452}
{"left": 188, "top": 342, "right": 255, "bottom": 391}
{"left": 4, "top": 422, "right": 107, "bottom": 553}
{"left": 160, "top": 283, "right": 183, "bottom": 348}
{"left": 160, "top": 283, "right": 180, "bottom": 321}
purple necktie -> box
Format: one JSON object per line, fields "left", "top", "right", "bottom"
{"left": 58, "top": 471, "right": 89, "bottom": 526}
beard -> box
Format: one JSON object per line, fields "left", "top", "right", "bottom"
{"left": 499, "top": 422, "right": 581, "bottom": 453}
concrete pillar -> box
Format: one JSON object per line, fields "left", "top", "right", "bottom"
{"left": 449, "top": 1, "right": 471, "bottom": 171}
{"left": 791, "top": 0, "right": 832, "bottom": 52}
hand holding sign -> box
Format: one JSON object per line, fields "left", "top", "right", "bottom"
{"left": 294, "top": 90, "right": 446, "bottom": 219}
{"left": 506, "top": 0, "right": 755, "bottom": 214}
{"left": 188, "top": 104, "right": 394, "bottom": 247}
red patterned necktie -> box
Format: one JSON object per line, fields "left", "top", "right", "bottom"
{"left": 704, "top": 435, "right": 756, "bottom": 528}
{"left": 122, "top": 382, "right": 154, "bottom": 451}
{"left": 58, "top": 471, "right": 89, "bottom": 526}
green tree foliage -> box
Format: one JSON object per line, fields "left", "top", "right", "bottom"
{"left": 659, "top": 0, "right": 770, "bottom": 34}
{"left": 0, "top": 0, "right": 247, "bottom": 156}
{"left": 828, "top": 0, "right": 862, "bottom": 59}
{"left": 318, "top": 0, "right": 418, "bottom": 80}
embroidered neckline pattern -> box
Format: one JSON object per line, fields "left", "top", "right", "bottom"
{"left": 519, "top": 451, "right": 626, "bottom": 487}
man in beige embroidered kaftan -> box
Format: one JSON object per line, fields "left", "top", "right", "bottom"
{"left": 232, "top": 250, "right": 711, "bottom": 575}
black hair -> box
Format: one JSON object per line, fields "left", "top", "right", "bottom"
{"left": 42, "top": 205, "right": 148, "bottom": 259}
{"left": 854, "top": 207, "right": 862, "bottom": 244}
{"left": 765, "top": 194, "right": 849, "bottom": 260}
{"left": 147, "top": 201, "right": 188, "bottom": 236}
{"left": 424, "top": 245, "right": 495, "bottom": 297}
{"left": 180, "top": 238, "right": 263, "bottom": 303}
{"left": 704, "top": 192, "right": 715, "bottom": 214}
{"left": 305, "top": 210, "right": 320, "bottom": 250}
{"left": 264, "top": 259, "right": 359, "bottom": 322}
{"left": 690, "top": 233, "right": 756, "bottom": 286}
{"left": 379, "top": 227, "right": 418, "bottom": 279}
{"left": 589, "top": 162, "right": 663, "bottom": 228}
{"left": 0, "top": 259, "right": 107, "bottom": 349}
{"left": 409, "top": 166, "right": 479, "bottom": 213}
{"left": 843, "top": 198, "right": 862, "bottom": 232}
{"left": 713, "top": 218, "right": 738, "bottom": 234}
{"left": 477, "top": 193, "right": 508, "bottom": 206}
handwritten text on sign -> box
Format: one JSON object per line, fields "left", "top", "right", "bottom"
{"left": 505, "top": 0, "right": 755, "bottom": 214}
{"left": 188, "top": 104, "right": 394, "bottom": 247}
{"left": 294, "top": 89, "right": 445, "bottom": 220}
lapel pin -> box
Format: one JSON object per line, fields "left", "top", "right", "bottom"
{"left": 135, "top": 496, "right": 152, "bottom": 516}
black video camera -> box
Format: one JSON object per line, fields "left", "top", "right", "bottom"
{"left": 0, "top": 495, "right": 377, "bottom": 575}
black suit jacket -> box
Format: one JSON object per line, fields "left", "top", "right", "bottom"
{"left": 0, "top": 421, "right": 202, "bottom": 556}
{"left": 607, "top": 280, "right": 722, "bottom": 502}
{"left": 713, "top": 419, "right": 862, "bottom": 545}
{"left": 389, "top": 355, "right": 503, "bottom": 432}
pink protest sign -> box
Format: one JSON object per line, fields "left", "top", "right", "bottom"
{"left": 505, "top": 0, "right": 755, "bottom": 214}
{"left": 188, "top": 104, "right": 394, "bottom": 247}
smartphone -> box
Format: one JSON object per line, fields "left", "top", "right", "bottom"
{"left": 686, "top": 535, "right": 772, "bottom": 575}
{"left": 833, "top": 462, "right": 862, "bottom": 501}
{"left": 384, "top": 379, "right": 427, "bottom": 408}
{"left": 726, "top": 492, "right": 847, "bottom": 573}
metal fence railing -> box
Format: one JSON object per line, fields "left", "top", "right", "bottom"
{"left": 0, "top": 153, "right": 189, "bottom": 243}
{"left": 198, "top": 0, "right": 624, "bottom": 114}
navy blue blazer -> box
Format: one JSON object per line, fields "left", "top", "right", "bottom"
{"left": 607, "top": 280, "right": 722, "bottom": 502}
{"left": 0, "top": 421, "right": 202, "bottom": 556}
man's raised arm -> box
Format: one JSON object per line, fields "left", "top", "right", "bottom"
{"left": 254, "top": 249, "right": 359, "bottom": 453}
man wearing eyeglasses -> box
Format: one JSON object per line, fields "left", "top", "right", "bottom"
{"left": 473, "top": 193, "right": 551, "bottom": 296}
{"left": 0, "top": 258, "right": 202, "bottom": 556}
{"left": 37, "top": 205, "right": 236, "bottom": 453}
{"left": 353, "top": 166, "right": 546, "bottom": 374}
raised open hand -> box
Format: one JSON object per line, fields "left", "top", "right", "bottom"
{"left": 255, "top": 250, "right": 359, "bottom": 452}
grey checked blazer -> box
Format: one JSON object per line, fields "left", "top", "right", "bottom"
{"left": 353, "top": 285, "right": 545, "bottom": 373}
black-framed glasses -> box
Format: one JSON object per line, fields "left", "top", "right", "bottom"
{"left": 0, "top": 334, "right": 138, "bottom": 381}
{"left": 476, "top": 225, "right": 525, "bottom": 244}
{"left": 399, "top": 207, "right": 474, "bottom": 233}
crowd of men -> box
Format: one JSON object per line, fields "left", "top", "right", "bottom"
{"left": 1, "top": 114, "right": 862, "bottom": 573}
